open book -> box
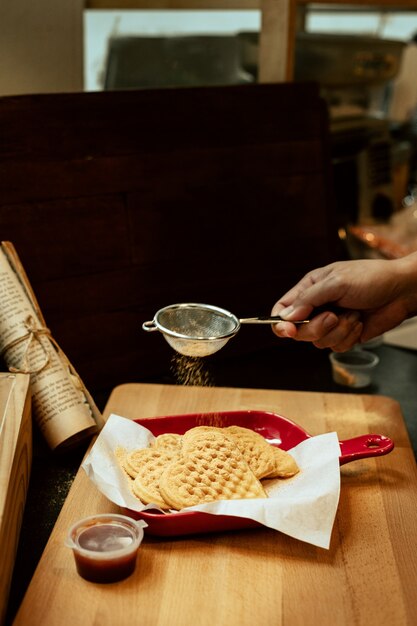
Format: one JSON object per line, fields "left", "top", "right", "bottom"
{"left": 0, "top": 241, "right": 103, "bottom": 451}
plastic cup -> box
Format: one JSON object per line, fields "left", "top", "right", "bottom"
{"left": 329, "top": 349, "right": 379, "bottom": 388}
{"left": 65, "top": 513, "right": 147, "bottom": 583}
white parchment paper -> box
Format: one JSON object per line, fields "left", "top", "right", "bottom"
{"left": 82, "top": 413, "right": 341, "bottom": 549}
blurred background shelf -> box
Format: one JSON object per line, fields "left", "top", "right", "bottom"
{"left": 85, "top": 0, "right": 417, "bottom": 83}
{"left": 3, "top": 1, "right": 417, "bottom": 97}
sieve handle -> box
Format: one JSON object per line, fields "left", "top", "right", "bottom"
{"left": 240, "top": 316, "right": 310, "bottom": 325}
{"left": 142, "top": 320, "right": 159, "bottom": 332}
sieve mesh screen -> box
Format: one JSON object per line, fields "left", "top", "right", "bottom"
{"left": 158, "top": 307, "right": 237, "bottom": 339}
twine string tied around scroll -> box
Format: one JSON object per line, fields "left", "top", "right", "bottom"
{"left": 1, "top": 314, "right": 55, "bottom": 375}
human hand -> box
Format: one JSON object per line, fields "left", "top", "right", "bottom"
{"left": 271, "top": 254, "right": 417, "bottom": 351}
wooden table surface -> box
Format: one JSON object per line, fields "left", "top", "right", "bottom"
{"left": 13, "top": 383, "right": 417, "bottom": 626}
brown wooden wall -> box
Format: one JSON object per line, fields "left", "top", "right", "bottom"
{"left": 0, "top": 83, "right": 340, "bottom": 399}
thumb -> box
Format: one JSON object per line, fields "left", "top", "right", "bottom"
{"left": 278, "top": 302, "right": 314, "bottom": 321}
{"left": 278, "top": 282, "right": 340, "bottom": 321}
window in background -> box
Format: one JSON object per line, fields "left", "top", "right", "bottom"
{"left": 83, "top": 10, "right": 417, "bottom": 93}
{"left": 83, "top": 10, "right": 260, "bottom": 91}
{"left": 307, "top": 11, "right": 417, "bottom": 41}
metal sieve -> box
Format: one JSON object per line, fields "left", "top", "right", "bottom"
{"left": 142, "top": 303, "right": 309, "bottom": 357}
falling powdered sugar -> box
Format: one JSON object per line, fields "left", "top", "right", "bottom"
{"left": 171, "top": 353, "right": 214, "bottom": 387}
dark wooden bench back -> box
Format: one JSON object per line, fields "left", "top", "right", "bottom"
{"left": 0, "top": 83, "right": 339, "bottom": 398}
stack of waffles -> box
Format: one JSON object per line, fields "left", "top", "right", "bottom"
{"left": 117, "top": 425, "right": 299, "bottom": 511}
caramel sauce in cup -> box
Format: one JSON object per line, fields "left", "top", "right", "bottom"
{"left": 65, "top": 514, "right": 147, "bottom": 583}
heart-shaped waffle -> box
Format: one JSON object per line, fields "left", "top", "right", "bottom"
{"left": 182, "top": 425, "right": 299, "bottom": 479}
{"left": 225, "top": 425, "right": 299, "bottom": 479}
{"left": 224, "top": 425, "right": 277, "bottom": 479}
{"left": 159, "top": 430, "right": 267, "bottom": 510}
{"left": 128, "top": 448, "right": 179, "bottom": 509}
{"left": 151, "top": 432, "right": 183, "bottom": 453}
{"left": 268, "top": 446, "right": 300, "bottom": 478}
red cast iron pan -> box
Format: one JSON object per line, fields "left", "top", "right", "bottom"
{"left": 124, "top": 410, "right": 394, "bottom": 537}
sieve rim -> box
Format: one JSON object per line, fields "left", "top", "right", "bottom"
{"left": 153, "top": 302, "right": 241, "bottom": 341}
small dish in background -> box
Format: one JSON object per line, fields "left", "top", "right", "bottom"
{"left": 329, "top": 350, "right": 379, "bottom": 388}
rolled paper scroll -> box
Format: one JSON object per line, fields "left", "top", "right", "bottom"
{"left": 0, "top": 241, "right": 103, "bottom": 451}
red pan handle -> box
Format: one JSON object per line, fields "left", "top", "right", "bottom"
{"left": 339, "top": 434, "right": 394, "bottom": 465}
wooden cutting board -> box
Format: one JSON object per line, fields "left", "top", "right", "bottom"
{"left": 0, "top": 373, "right": 31, "bottom": 626}
{"left": 12, "top": 383, "right": 417, "bottom": 626}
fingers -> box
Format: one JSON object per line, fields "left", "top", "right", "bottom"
{"left": 272, "top": 310, "right": 363, "bottom": 352}
{"left": 312, "top": 313, "right": 363, "bottom": 351}
{"left": 271, "top": 301, "right": 313, "bottom": 324}
{"left": 272, "top": 309, "right": 338, "bottom": 340}
{"left": 271, "top": 320, "right": 299, "bottom": 339}
{"left": 278, "top": 291, "right": 338, "bottom": 322}
{"left": 272, "top": 310, "right": 338, "bottom": 340}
